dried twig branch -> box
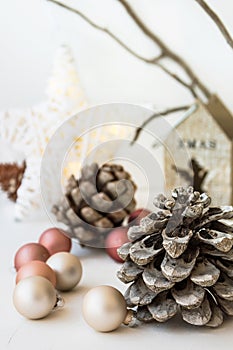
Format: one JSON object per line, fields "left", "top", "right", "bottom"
{"left": 117, "top": 0, "right": 211, "bottom": 99}
{"left": 46, "top": 0, "right": 160, "bottom": 63}
{"left": 47, "top": 0, "right": 211, "bottom": 100}
{"left": 194, "top": 0, "right": 233, "bottom": 50}
{"left": 132, "top": 105, "right": 191, "bottom": 144}
{"left": 156, "top": 63, "right": 198, "bottom": 98}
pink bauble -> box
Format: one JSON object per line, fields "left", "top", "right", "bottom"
{"left": 105, "top": 227, "right": 129, "bottom": 263}
{"left": 14, "top": 243, "right": 50, "bottom": 271}
{"left": 39, "top": 228, "right": 71, "bottom": 256}
{"left": 128, "top": 208, "right": 151, "bottom": 226}
{"left": 16, "top": 260, "right": 56, "bottom": 287}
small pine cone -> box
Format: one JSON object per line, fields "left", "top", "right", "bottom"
{"left": 0, "top": 161, "right": 26, "bottom": 201}
{"left": 117, "top": 186, "right": 233, "bottom": 328}
{"left": 52, "top": 163, "right": 137, "bottom": 247}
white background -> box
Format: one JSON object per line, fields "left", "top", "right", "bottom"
{"left": 0, "top": 0, "right": 233, "bottom": 111}
{"left": 0, "top": 1, "right": 233, "bottom": 349}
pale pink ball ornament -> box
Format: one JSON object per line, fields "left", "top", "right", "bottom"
{"left": 16, "top": 260, "right": 56, "bottom": 287}
{"left": 14, "top": 243, "right": 50, "bottom": 271}
{"left": 105, "top": 227, "right": 129, "bottom": 263}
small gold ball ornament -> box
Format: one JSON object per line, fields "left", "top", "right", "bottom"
{"left": 82, "top": 285, "right": 127, "bottom": 332}
{"left": 13, "top": 276, "right": 57, "bottom": 319}
{"left": 46, "top": 252, "right": 82, "bottom": 291}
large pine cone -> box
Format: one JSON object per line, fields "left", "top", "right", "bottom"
{"left": 117, "top": 187, "right": 233, "bottom": 327}
{"left": 52, "top": 163, "right": 136, "bottom": 247}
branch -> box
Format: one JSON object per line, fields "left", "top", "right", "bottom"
{"left": 194, "top": 0, "right": 233, "bottom": 50}
{"left": 132, "top": 105, "right": 191, "bottom": 144}
{"left": 46, "top": 0, "right": 160, "bottom": 64}
{"left": 47, "top": 0, "right": 211, "bottom": 100}
{"left": 157, "top": 62, "right": 198, "bottom": 98}
{"left": 117, "top": 0, "right": 211, "bottom": 99}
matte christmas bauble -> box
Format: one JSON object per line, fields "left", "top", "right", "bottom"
{"left": 46, "top": 252, "right": 82, "bottom": 291}
{"left": 128, "top": 208, "right": 151, "bottom": 226}
{"left": 105, "top": 227, "right": 129, "bottom": 263}
{"left": 38, "top": 228, "right": 71, "bottom": 256}
{"left": 16, "top": 260, "right": 56, "bottom": 287}
{"left": 82, "top": 285, "right": 127, "bottom": 332}
{"left": 13, "top": 276, "right": 57, "bottom": 319}
{"left": 14, "top": 243, "right": 50, "bottom": 271}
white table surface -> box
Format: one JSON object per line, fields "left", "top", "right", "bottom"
{"left": 1, "top": 194, "right": 233, "bottom": 350}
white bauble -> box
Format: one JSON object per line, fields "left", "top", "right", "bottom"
{"left": 47, "top": 252, "right": 82, "bottom": 291}
{"left": 82, "top": 285, "right": 127, "bottom": 332}
{"left": 13, "top": 276, "right": 57, "bottom": 319}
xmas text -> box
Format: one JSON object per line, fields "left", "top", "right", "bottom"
{"left": 179, "top": 139, "right": 217, "bottom": 150}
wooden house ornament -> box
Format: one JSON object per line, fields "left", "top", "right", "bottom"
{"left": 164, "top": 95, "right": 233, "bottom": 205}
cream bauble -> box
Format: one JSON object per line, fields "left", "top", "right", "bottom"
{"left": 13, "top": 276, "right": 57, "bottom": 319}
{"left": 82, "top": 285, "right": 127, "bottom": 332}
{"left": 46, "top": 252, "right": 82, "bottom": 291}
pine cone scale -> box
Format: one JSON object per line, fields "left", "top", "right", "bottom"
{"left": 206, "top": 302, "right": 223, "bottom": 328}
{"left": 80, "top": 207, "right": 102, "bottom": 223}
{"left": 216, "top": 296, "right": 233, "bottom": 316}
{"left": 162, "top": 228, "right": 193, "bottom": 258}
{"left": 129, "top": 279, "right": 157, "bottom": 306}
{"left": 117, "top": 260, "right": 143, "bottom": 283}
{"left": 215, "top": 259, "right": 233, "bottom": 278}
{"left": 212, "top": 273, "right": 233, "bottom": 301}
{"left": 190, "top": 259, "right": 220, "bottom": 287}
{"left": 160, "top": 247, "right": 199, "bottom": 283}
{"left": 171, "top": 280, "right": 205, "bottom": 309}
{"left": 142, "top": 264, "right": 175, "bottom": 293}
{"left": 136, "top": 306, "right": 154, "bottom": 323}
{"left": 148, "top": 292, "right": 178, "bottom": 323}
{"left": 181, "top": 296, "right": 212, "bottom": 326}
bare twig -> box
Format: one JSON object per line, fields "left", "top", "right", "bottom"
{"left": 132, "top": 105, "right": 191, "bottom": 144}
{"left": 195, "top": 0, "right": 233, "bottom": 50}
{"left": 47, "top": 0, "right": 211, "bottom": 100}
{"left": 117, "top": 0, "right": 211, "bottom": 99}
{"left": 46, "top": 0, "right": 160, "bottom": 63}
{"left": 156, "top": 63, "right": 198, "bottom": 98}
